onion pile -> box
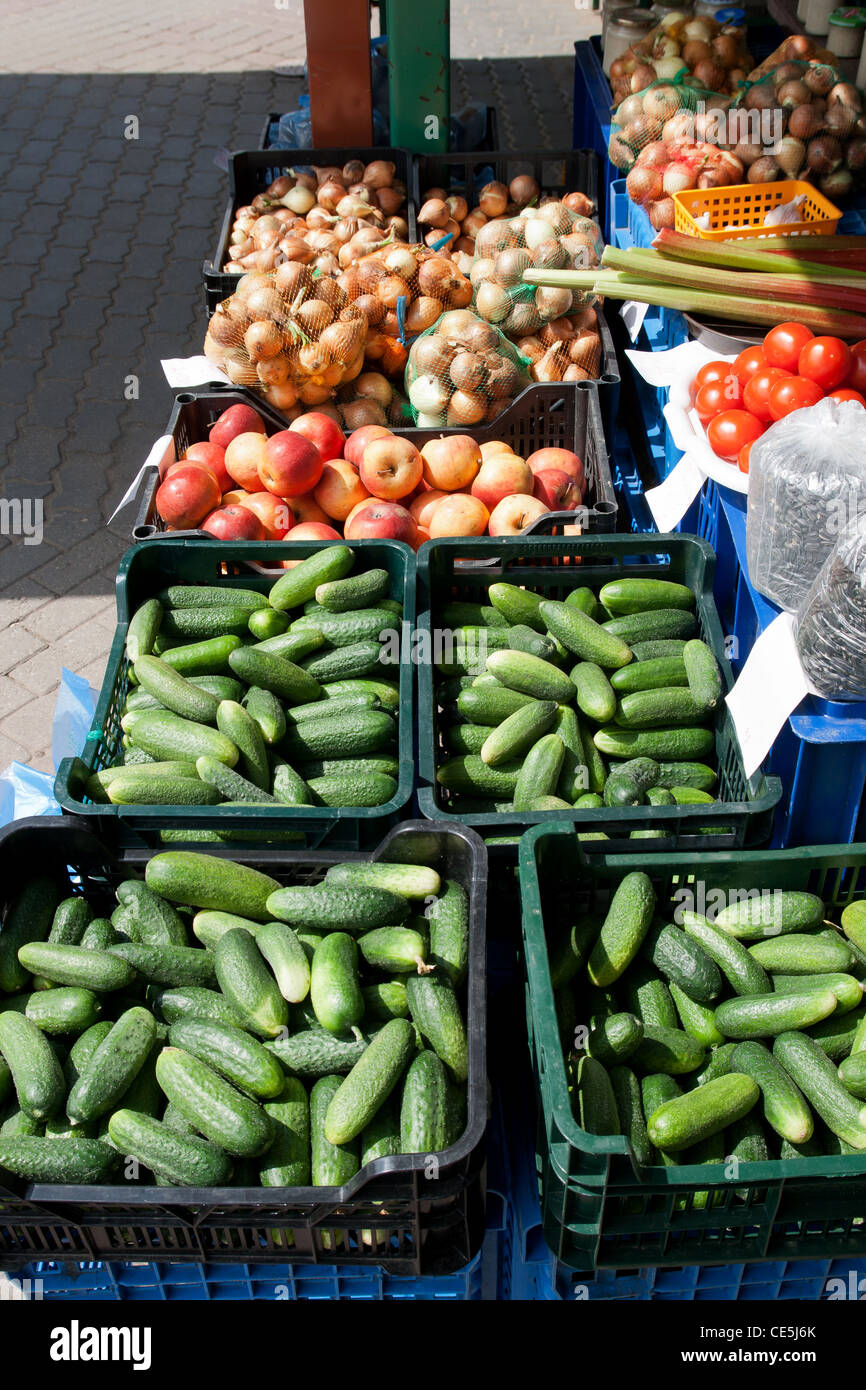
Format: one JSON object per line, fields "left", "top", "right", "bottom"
{"left": 622, "top": 137, "right": 744, "bottom": 229}
{"left": 417, "top": 174, "right": 594, "bottom": 272}
{"left": 470, "top": 201, "right": 603, "bottom": 338}
{"left": 221, "top": 160, "right": 410, "bottom": 275}
{"left": 405, "top": 309, "right": 531, "bottom": 427}
{"left": 341, "top": 242, "right": 472, "bottom": 374}
{"left": 610, "top": 15, "right": 752, "bottom": 103}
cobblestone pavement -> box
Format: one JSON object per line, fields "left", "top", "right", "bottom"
{"left": 0, "top": 3, "right": 587, "bottom": 774}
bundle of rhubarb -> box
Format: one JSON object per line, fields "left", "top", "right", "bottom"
{"left": 522, "top": 230, "right": 866, "bottom": 339}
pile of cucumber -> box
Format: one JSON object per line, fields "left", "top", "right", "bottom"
{"left": 0, "top": 851, "right": 471, "bottom": 1190}
{"left": 554, "top": 873, "right": 866, "bottom": 1170}
{"left": 90, "top": 545, "right": 404, "bottom": 820}
{"left": 432, "top": 577, "right": 725, "bottom": 825}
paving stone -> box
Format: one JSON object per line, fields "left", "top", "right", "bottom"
{"left": 0, "top": 689, "right": 66, "bottom": 744}
{"left": 0, "top": 623, "right": 46, "bottom": 676}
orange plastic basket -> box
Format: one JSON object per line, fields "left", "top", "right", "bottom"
{"left": 673, "top": 180, "right": 842, "bottom": 241}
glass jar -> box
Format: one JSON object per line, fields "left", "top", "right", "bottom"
{"left": 602, "top": 0, "right": 638, "bottom": 43}
{"left": 651, "top": 0, "right": 692, "bottom": 19}
{"left": 603, "top": 8, "right": 657, "bottom": 75}
{"left": 805, "top": 0, "right": 841, "bottom": 34}
{"left": 826, "top": 6, "right": 866, "bottom": 57}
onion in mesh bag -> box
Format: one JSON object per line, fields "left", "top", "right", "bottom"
{"left": 405, "top": 308, "right": 531, "bottom": 427}
{"left": 471, "top": 203, "right": 604, "bottom": 336}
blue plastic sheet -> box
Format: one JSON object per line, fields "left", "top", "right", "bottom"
{"left": 0, "top": 668, "right": 97, "bottom": 828}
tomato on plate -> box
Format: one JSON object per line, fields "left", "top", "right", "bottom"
{"left": 737, "top": 441, "right": 753, "bottom": 474}
{"left": 762, "top": 322, "right": 814, "bottom": 373}
{"left": 768, "top": 375, "right": 824, "bottom": 420}
{"left": 742, "top": 367, "right": 792, "bottom": 424}
{"left": 695, "top": 377, "right": 743, "bottom": 422}
{"left": 732, "top": 345, "right": 767, "bottom": 387}
{"left": 707, "top": 410, "right": 764, "bottom": 460}
{"left": 844, "top": 340, "right": 866, "bottom": 394}
{"left": 829, "top": 387, "right": 866, "bottom": 406}
{"left": 695, "top": 359, "right": 734, "bottom": 391}
{"left": 797, "top": 336, "right": 852, "bottom": 391}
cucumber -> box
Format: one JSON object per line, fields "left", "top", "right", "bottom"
{"left": 126, "top": 597, "right": 163, "bottom": 662}
{"left": 266, "top": 883, "right": 408, "bottom": 933}
{"left": 773, "top": 972, "right": 863, "bottom": 1014}
{"left": 316, "top": 568, "right": 389, "bottom": 613}
{"left": 133, "top": 655, "right": 221, "bottom": 725}
{"left": 713, "top": 891, "right": 824, "bottom": 940}
{"left": 730, "top": 1040, "right": 814, "bottom": 1143}
{"left": 749, "top": 933, "right": 853, "bottom": 975}
{"left": 538, "top": 599, "right": 634, "bottom": 672}
{"left": 599, "top": 579, "right": 695, "bottom": 616}
{"left": 455, "top": 686, "right": 535, "bottom": 726}
{"left": 145, "top": 851, "right": 280, "bottom": 919}
{"left": 158, "top": 606, "right": 255, "bottom": 642}
{"left": 292, "top": 607, "right": 397, "bottom": 648}
{"left": 325, "top": 861, "right": 441, "bottom": 901}
{"left": 215, "top": 928, "right": 288, "bottom": 1039}
{"left": 67, "top": 1007, "right": 157, "bottom": 1124}
{"left": 115, "top": 880, "right": 188, "bottom": 948}
{"left": 109, "top": 942, "right": 217, "bottom": 989}
{"left": 680, "top": 911, "right": 772, "bottom": 998}
{"left": 108, "top": 1109, "right": 232, "bottom": 1186}
{"left": 280, "top": 708, "right": 395, "bottom": 762}
{"left": 242, "top": 687, "right": 287, "bottom": 745}
{"left": 669, "top": 983, "right": 725, "bottom": 1048}
{"left": 513, "top": 734, "right": 565, "bottom": 812}
{"left": 631, "top": 1025, "right": 706, "bottom": 1075}
{"left": 632, "top": 639, "right": 688, "bottom": 662}
{"left": 480, "top": 699, "right": 557, "bottom": 767}
{"left": 64, "top": 1020, "right": 114, "bottom": 1089}
{"left": 253, "top": 922, "right": 309, "bottom": 1006}
{"left": 217, "top": 700, "right": 271, "bottom": 790}
{"left": 286, "top": 693, "right": 378, "bottom": 725}
{"left": 485, "top": 649, "right": 575, "bottom": 703}
{"left": 654, "top": 762, "right": 717, "bottom": 792}
{"left": 716, "top": 988, "right": 839, "bottom": 1040}
{"left": 586, "top": 1011, "right": 643, "bottom": 1065}
{"left": 609, "top": 1064, "right": 654, "bottom": 1166}
{"left": 487, "top": 582, "right": 547, "bottom": 631}
{"left": 358, "top": 928, "right": 429, "bottom": 974}
{"left": 156, "top": 1047, "right": 274, "bottom": 1158}
{"left": 622, "top": 962, "right": 678, "bottom": 1031}
{"left": 24, "top": 988, "right": 102, "bottom": 1036}
{"left": 641, "top": 1073, "right": 681, "bottom": 1161}
{"left": 773, "top": 1031, "right": 866, "bottom": 1149}
{"left": 646, "top": 1074, "right": 758, "bottom": 1153}
{"left": 321, "top": 678, "right": 400, "bottom": 710}
{"left": 307, "top": 773, "right": 397, "bottom": 807}
{"left": 2, "top": 1108, "right": 43, "bottom": 1138}
{"left": 107, "top": 774, "right": 221, "bottom": 807}
{"left": 17, "top": 943, "right": 136, "bottom": 993}
{"left": 297, "top": 755, "right": 400, "bottom": 781}
{"left": 683, "top": 639, "right": 724, "bottom": 712}
{"left": 602, "top": 609, "right": 697, "bottom": 643}
{"left": 86, "top": 762, "right": 200, "bottom": 803}
{"left": 404, "top": 974, "right": 468, "bottom": 1083}
{"left": 168, "top": 1019, "right": 284, "bottom": 1101}
{"left": 694, "top": 1041, "right": 738, "bottom": 1087}
{"left": 122, "top": 710, "right": 238, "bottom": 767}
{"left": 565, "top": 587, "right": 600, "bottom": 619}
{"left": 361, "top": 981, "right": 409, "bottom": 1021}
{"left": 570, "top": 662, "right": 616, "bottom": 724}
{"left": 552, "top": 704, "right": 589, "bottom": 803}
{"left": 587, "top": 872, "right": 656, "bottom": 987}
{"left": 361, "top": 1095, "right": 400, "bottom": 1165}
{"left": 610, "top": 658, "right": 688, "bottom": 694}
{"left": 441, "top": 600, "right": 508, "bottom": 629}
{"left": 310, "top": 933, "right": 363, "bottom": 1036}
{"left": 505, "top": 624, "right": 559, "bottom": 662}
{"left": 642, "top": 920, "right": 722, "bottom": 1003}
{"left": 195, "top": 755, "right": 278, "bottom": 805}
{"left": 310, "top": 1073, "right": 361, "bottom": 1183}
{"left": 48, "top": 897, "right": 93, "bottom": 946}
{"left": 806, "top": 1004, "right": 866, "bottom": 1061}
{"left": 253, "top": 629, "right": 325, "bottom": 662}
{"left": 259, "top": 1076, "right": 310, "bottom": 1185}
{"left": 645, "top": 787, "right": 675, "bottom": 807}
{"left": 549, "top": 916, "right": 600, "bottom": 990}
{"left": 0, "top": 1135, "right": 116, "bottom": 1183}
{"left": 0, "top": 1012, "right": 65, "bottom": 1120}
{"left": 157, "top": 634, "right": 243, "bottom": 677}
{"left": 265, "top": 1030, "right": 368, "bottom": 1078}
{"left": 575, "top": 1055, "right": 620, "bottom": 1135}
{"left": 271, "top": 755, "right": 312, "bottom": 807}
{"left": 838, "top": 1051, "right": 866, "bottom": 1100}
{"left": 0, "top": 876, "right": 60, "bottom": 994}
{"left": 323, "top": 1018, "right": 415, "bottom": 1145}
{"left": 400, "top": 1049, "right": 448, "bottom": 1153}
{"left": 301, "top": 640, "right": 386, "bottom": 683}
{"left": 248, "top": 609, "right": 288, "bottom": 642}
{"left": 436, "top": 755, "right": 522, "bottom": 800}
{"left": 153, "top": 985, "right": 246, "bottom": 1029}
{"left": 158, "top": 585, "right": 266, "bottom": 612}
{"left": 603, "top": 756, "right": 660, "bottom": 808}
{"left": 269, "top": 546, "right": 354, "bottom": 611}
{"left": 842, "top": 900, "right": 866, "bottom": 956}
{"left": 594, "top": 726, "right": 715, "bottom": 761}
{"left": 615, "top": 687, "right": 708, "bottom": 731}
{"left": 574, "top": 793, "right": 604, "bottom": 808}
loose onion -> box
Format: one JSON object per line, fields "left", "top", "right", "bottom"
{"left": 283, "top": 185, "right": 316, "bottom": 215}
{"left": 405, "top": 296, "right": 442, "bottom": 334}
{"left": 447, "top": 194, "right": 469, "bottom": 222}
{"left": 353, "top": 371, "right": 393, "bottom": 407}
{"left": 479, "top": 181, "right": 509, "bottom": 218}
{"left": 363, "top": 160, "right": 396, "bottom": 188}
{"left": 419, "top": 197, "right": 450, "bottom": 227}
{"left": 509, "top": 174, "right": 540, "bottom": 206}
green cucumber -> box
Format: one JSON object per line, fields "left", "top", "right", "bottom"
{"left": 553, "top": 704, "right": 589, "bottom": 802}
{"left": 108, "top": 1109, "right": 232, "bottom": 1186}
{"left": 67, "top": 1007, "right": 157, "bottom": 1124}
{"left": 86, "top": 762, "right": 199, "bottom": 803}
{"left": 669, "top": 983, "right": 725, "bottom": 1048}
{"left": 269, "top": 546, "right": 354, "bottom": 611}
{"left": 194, "top": 755, "right": 278, "bottom": 805}
{"left": 121, "top": 710, "right": 238, "bottom": 767}
{"left": 285, "top": 693, "right": 378, "bottom": 725}
{"left": 0, "top": 1135, "right": 116, "bottom": 1183}
{"left": 436, "top": 755, "right": 522, "bottom": 800}
{"left": 133, "top": 655, "right": 221, "bottom": 725}
{"left": 587, "top": 872, "right": 656, "bottom": 987}
{"left": 550, "top": 917, "right": 600, "bottom": 990}
{"left": 321, "top": 678, "right": 400, "bottom": 710}
{"left": 153, "top": 986, "right": 246, "bottom": 1029}
{"left": 260, "top": 1077, "right": 310, "bottom": 1185}
{"left": 594, "top": 726, "right": 714, "bottom": 761}
{"left": 539, "top": 599, "right": 634, "bottom": 671}
{"left": 248, "top": 609, "right": 288, "bottom": 641}
{"left": 256, "top": 922, "right": 310, "bottom": 1004}
{"left": 694, "top": 1041, "right": 738, "bottom": 1087}
{"left": 622, "top": 962, "right": 678, "bottom": 1031}
{"left": 646, "top": 1073, "right": 758, "bottom": 1153}
{"left": 157, "top": 634, "right": 243, "bottom": 677}
{"left": 217, "top": 700, "right": 271, "bottom": 789}
{"left": 609, "top": 1064, "right": 653, "bottom": 1166}
{"left": 455, "top": 686, "right": 535, "bottom": 726}
{"left": 484, "top": 649, "right": 575, "bottom": 703}
{"left": 168, "top": 1019, "right": 284, "bottom": 1101}
{"left": 480, "top": 700, "right": 557, "bottom": 767}
{"left": 0, "top": 876, "right": 60, "bottom": 994}
{"left": 404, "top": 974, "right": 467, "bottom": 1084}
{"left": 126, "top": 597, "right": 163, "bottom": 662}
{"left": 505, "top": 624, "right": 558, "bottom": 662}
{"left": 641, "top": 1073, "right": 681, "bottom": 1161}
{"left": 323, "top": 1018, "right": 415, "bottom": 1145}
{"left": 441, "top": 601, "right": 508, "bottom": 629}
{"left": 156, "top": 1046, "right": 274, "bottom": 1158}
{"left": 645, "top": 787, "right": 675, "bottom": 807}
{"left": 158, "top": 585, "right": 266, "bottom": 612}
{"left": 127, "top": 675, "right": 245, "bottom": 710}
{"left": 586, "top": 1012, "right": 643, "bottom": 1065}
{"left": 512, "top": 734, "right": 565, "bottom": 811}
{"left": 574, "top": 792, "right": 603, "bottom": 807}
{"left": 805, "top": 1005, "right": 866, "bottom": 1061}
{"left": 642, "top": 920, "right": 722, "bottom": 1003}
{"left": 615, "top": 688, "right": 708, "bottom": 730}
{"left": 64, "top": 1020, "right": 113, "bottom": 1089}
{"left": 215, "top": 928, "right": 288, "bottom": 1039}
{"left": 292, "top": 607, "right": 397, "bottom": 648}
{"left": 361, "top": 1095, "right": 400, "bottom": 1164}
{"left": 253, "top": 629, "right": 325, "bottom": 662}
{"left": 301, "top": 640, "right": 386, "bottom": 683}
{"left": 310, "top": 933, "right": 363, "bottom": 1036}
{"left": 265, "top": 1031, "right": 368, "bottom": 1078}
{"left": 358, "top": 928, "right": 428, "bottom": 974}
{"left": 683, "top": 639, "right": 724, "bottom": 712}
{"left": 599, "top": 579, "right": 694, "bottom": 616}
{"left": 2, "top": 1108, "right": 43, "bottom": 1138}
{"left": 565, "top": 587, "right": 600, "bottom": 619}
{"left": 297, "top": 755, "right": 400, "bottom": 780}
{"left": 325, "top": 862, "right": 441, "bottom": 900}
{"left": 145, "top": 851, "right": 280, "bottom": 919}
{"left": 270, "top": 755, "right": 312, "bottom": 806}
{"left": 307, "top": 772, "right": 396, "bottom": 807}
{"left": 601, "top": 609, "right": 697, "bottom": 643}
{"left": 715, "top": 988, "right": 839, "bottom": 1039}
{"left": 654, "top": 762, "right": 717, "bottom": 792}
{"left": 280, "top": 708, "right": 395, "bottom": 761}
{"left": 680, "top": 911, "right": 771, "bottom": 997}
{"left": 228, "top": 646, "right": 324, "bottom": 706}
{"left": 603, "top": 756, "right": 660, "bottom": 808}
{"left": 773, "top": 972, "right": 863, "bottom": 1014}
{"left": 400, "top": 1049, "right": 448, "bottom": 1153}
{"left": 115, "top": 880, "right": 188, "bottom": 948}
{"left": 316, "top": 568, "right": 389, "bottom": 613}
{"left": 749, "top": 933, "right": 853, "bottom": 975}
{"left": 361, "top": 981, "right": 409, "bottom": 1021}
{"left": 631, "top": 1025, "right": 706, "bottom": 1075}
{"left": 632, "top": 639, "right": 688, "bottom": 661}
{"left": 0, "top": 1012, "right": 65, "bottom": 1120}
{"left": 575, "top": 1054, "right": 620, "bottom": 1135}
{"left": 108, "top": 943, "right": 217, "bottom": 989}
{"left": 24, "top": 988, "right": 102, "bottom": 1036}
{"left": 773, "top": 1031, "right": 866, "bottom": 1149}
{"left": 242, "top": 687, "right": 287, "bottom": 745}
{"left": 713, "top": 891, "right": 824, "bottom": 940}
{"left": 106, "top": 774, "right": 220, "bottom": 807}
{"left": 730, "top": 1040, "right": 814, "bottom": 1144}
{"left": 610, "top": 658, "right": 688, "bottom": 694}
{"left": 311, "top": 1073, "right": 360, "bottom": 1183}
{"left": 158, "top": 606, "right": 255, "bottom": 642}
{"left": 487, "top": 582, "right": 547, "bottom": 631}
{"left": 838, "top": 1051, "right": 866, "bottom": 1100}
{"left": 48, "top": 897, "right": 93, "bottom": 947}
{"left": 842, "top": 900, "right": 866, "bottom": 956}
{"left": 17, "top": 943, "right": 136, "bottom": 993}
{"left": 572, "top": 662, "right": 617, "bottom": 723}
{"left": 266, "top": 883, "right": 409, "bottom": 933}
{"left": 426, "top": 881, "right": 469, "bottom": 987}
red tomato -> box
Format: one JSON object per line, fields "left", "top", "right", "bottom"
{"left": 797, "top": 336, "right": 852, "bottom": 391}
{"left": 768, "top": 375, "right": 824, "bottom": 420}
{"left": 732, "top": 345, "right": 767, "bottom": 387}
{"left": 695, "top": 377, "right": 743, "bottom": 422}
{"left": 829, "top": 388, "right": 866, "bottom": 406}
{"left": 762, "top": 322, "right": 814, "bottom": 373}
{"left": 844, "top": 340, "right": 866, "bottom": 394}
{"left": 737, "top": 442, "right": 753, "bottom": 474}
{"left": 707, "top": 410, "right": 764, "bottom": 460}
{"left": 695, "top": 359, "right": 735, "bottom": 390}
{"left": 742, "top": 367, "right": 792, "bottom": 424}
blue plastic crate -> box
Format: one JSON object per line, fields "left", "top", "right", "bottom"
{"left": 573, "top": 39, "right": 615, "bottom": 241}
{"left": 527, "top": 1257, "right": 866, "bottom": 1302}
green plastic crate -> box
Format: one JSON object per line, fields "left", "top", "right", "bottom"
{"left": 415, "top": 533, "right": 781, "bottom": 851}
{"left": 519, "top": 820, "right": 866, "bottom": 1271}
{"left": 54, "top": 537, "right": 415, "bottom": 850}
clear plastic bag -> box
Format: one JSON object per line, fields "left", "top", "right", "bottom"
{"left": 796, "top": 511, "right": 866, "bottom": 701}
{"left": 746, "top": 397, "right": 866, "bottom": 612}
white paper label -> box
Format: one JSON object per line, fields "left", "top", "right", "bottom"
{"left": 725, "top": 613, "right": 810, "bottom": 780}
{"left": 620, "top": 300, "right": 649, "bottom": 343}
{"left": 107, "top": 435, "right": 176, "bottom": 523}
{"left": 161, "top": 357, "right": 232, "bottom": 389}
{"left": 645, "top": 453, "right": 706, "bottom": 532}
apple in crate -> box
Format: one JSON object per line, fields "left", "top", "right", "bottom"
{"left": 201, "top": 504, "right": 266, "bottom": 540}
{"left": 488, "top": 494, "right": 550, "bottom": 536}
{"left": 533, "top": 469, "right": 583, "bottom": 511}
{"left": 421, "top": 435, "right": 482, "bottom": 492}
{"left": 344, "top": 424, "right": 392, "bottom": 468}
{"left": 288, "top": 521, "right": 341, "bottom": 541}
{"left": 471, "top": 451, "right": 534, "bottom": 511}
{"left": 208, "top": 403, "right": 266, "bottom": 450}
{"left": 292, "top": 493, "right": 332, "bottom": 526}
{"left": 315, "top": 460, "right": 370, "bottom": 521}
{"left": 237, "top": 492, "right": 294, "bottom": 539}
{"left": 225, "top": 432, "right": 270, "bottom": 491}
{"left": 259, "top": 430, "right": 323, "bottom": 498}
{"left": 526, "top": 447, "right": 585, "bottom": 490}
{"left": 289, "top": 411, "right": 346, "bottom": 464}
{"left": 156, "top": 464, "right": 221, "bottom": 529}
{"left": 428, "top": 493, "right": 489, "bottom": 538}
{"left": 344, "top": 500, "right": 418, "bottom": 548}
{"left": 184, "top": 441, "right": 232, "bottom": 493}
{"left": 360, "top": 436, "right": 423, "bottom": 501}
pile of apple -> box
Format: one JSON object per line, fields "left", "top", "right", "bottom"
{"left": 154, "top": 400, "right": 587, "bottom": 548}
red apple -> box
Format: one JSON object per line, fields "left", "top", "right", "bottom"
{"left": 488, "top": 493, "right": 550, "bottom": 536}
{"left": 292, "top": 493, "right": 332, "bottom": 526}
{"left": 237, "top": 491, "right": 294, "bottom": 539}
{"left": 209, "top": 402, "right": 267, "bottom": 450}
{"left": 526, "top": 447, "right": 585, "bottom": 489}
{"left": 315, "top": 460, "right": 370, "bottom": 521}
{"left": 409, "top": 489, "right": 448, "bottom": 532}
{"left": 259, "top": 430, "right": 323, "bottom": 498}
{"left": 428, "top": 493, "right": 489, "bottom": 538}
{"left": 344, "top": 424, "right": 393, "bottom": 468}
{"left": 344, "top": 500, "right": 418, "bottom": 548}
{"left": 201, "top": 504, "right": 266, "bottom": 540}
{"left": 183, "top": 441, "right": 232, "bottom": 493}
{"left": 156, "top": 465, "right": 221, "bottom": 529}
{"left": 421, "top": 435, "right": 482, "bottom": 491}
{"left": 289, "top": 411, "right": 346, "bottom": 464}
{"left": 533, "top": 468, "right": 583, "bottom": 511}
{"left": 288, "top": 521, "right": 342, "bottom": 541}
{"left": 471, "top": 452, "right": 534, "bottom": 511}
{"left": 221, "top": 488, "right": 250, "bottom": 507}
{"left": 225, "top": 431, "right": 270, "bottom": 491}
{"left": 360, "top": 436, "right": 423, "bottom": 501}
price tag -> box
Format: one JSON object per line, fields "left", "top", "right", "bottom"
{"left": 645, "top": 454, "right": 705, "bottom": 532}
{"left": 725, "top": 613, "right": 810, "bottom": 779}
{"left": 620, "top": 300, "right": 648, "bottom": 343}
{"left": 161, "top": 358, "right": 232, "bottom": 388}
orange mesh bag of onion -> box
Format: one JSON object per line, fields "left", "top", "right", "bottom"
{"left": 404, "top": 308, "right": 531, "bottom": 428}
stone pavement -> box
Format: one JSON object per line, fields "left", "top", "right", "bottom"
{"left": 0, "top": 3, "right": 592, "bottom": 774}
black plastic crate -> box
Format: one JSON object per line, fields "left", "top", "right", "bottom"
{"left": 203, "top": 147, "right": 418, "bottom": 317}
{"left": 260, "top": 106, "right": 500, "bottom": 153}
{"left": 0, "top": 818, "right": 487, "bottom": 1275}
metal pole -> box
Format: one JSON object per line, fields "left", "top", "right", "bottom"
{"left": 387, "top": 0, "right": 450, "bottom": 152}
